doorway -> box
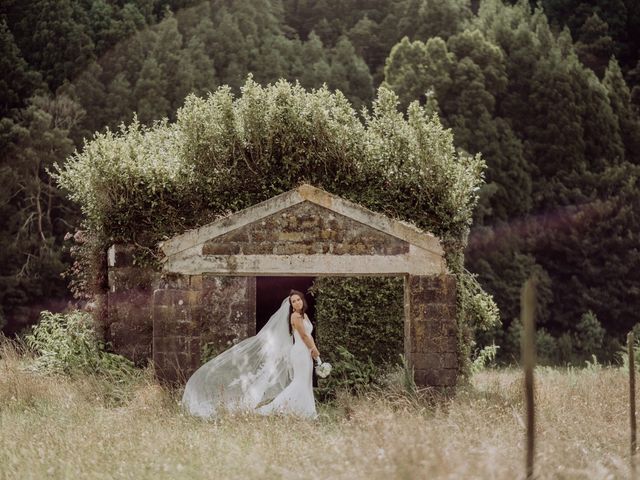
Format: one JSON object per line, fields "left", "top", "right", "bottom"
{"left": 255, "top": 276, "right": 316, "bottom": 332}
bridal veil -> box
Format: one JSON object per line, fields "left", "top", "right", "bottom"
{"left": 182, "top": 298, "right": 293, "bottom": 417}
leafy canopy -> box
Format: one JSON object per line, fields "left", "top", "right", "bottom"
{"left": 56, "top": 77, "right": 485, "bottom": 254}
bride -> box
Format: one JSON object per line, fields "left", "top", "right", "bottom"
{"left": 182, "top": 290, "right": 320, "bottom": 419}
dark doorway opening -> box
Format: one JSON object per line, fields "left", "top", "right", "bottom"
{"left": 256, "top": 276, "right": 317, "bottom": 386}
{"left": 255, "top": 276, "right": 316, "bottom": 332}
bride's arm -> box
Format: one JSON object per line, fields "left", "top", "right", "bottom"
{"left": 292, "top": 313, "right": 320, "bottom": 359}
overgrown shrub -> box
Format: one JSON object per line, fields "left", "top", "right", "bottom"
{"left": 312, "top": 276, "right": 404, "bottom": 367}
{"left": 471, "top": 344, "right": 499, "bottom": 373}
{"left": 315, "top": 346, "right": 380, "bottom": 400}
{"left": 575, "top": 310, "right": 605, "bottom": 358}
{"left": 24, "top": 310, "right": 138, "bottom": 384}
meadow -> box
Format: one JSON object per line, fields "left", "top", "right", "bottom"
{"left": 0, "top": 340, "right": 632, "bottom": 480}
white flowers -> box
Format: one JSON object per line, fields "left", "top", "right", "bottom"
{"left": 314, "top": 357, "right": 332, "bottom": 378}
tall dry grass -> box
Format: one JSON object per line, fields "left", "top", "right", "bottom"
{"left": 0, "top": 338, "right": 632, "bottom": 479}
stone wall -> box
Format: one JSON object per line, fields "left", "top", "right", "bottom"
{"left": 202, "top": 201, "right": 409, "bottom": 256}
{"left": 106, "top": 245, "right": 160, "bottom": 365}
{"left": 152, "top": 275, "right": 255, "bottom": 383}
{"left": 405, "top": 274, "right": 458, "bottom": 387}
{"left": 107, "top": 245, "right": 256, "bottom": 382}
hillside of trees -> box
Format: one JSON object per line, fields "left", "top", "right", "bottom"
{"left": 1, "top": 0, "right": 639, "bottom": 364}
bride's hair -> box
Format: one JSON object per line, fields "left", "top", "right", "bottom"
{"left": 288, "top": 290, "right": 308, "bottom": 339}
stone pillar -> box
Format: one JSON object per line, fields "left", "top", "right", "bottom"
{"left": 405, "top": 274, "right": 458, "bottom": 387}
{"left": 106, "top": 244, "right": 160, "bottom": 365}
{"left": 152, "top": 275, "right": 256, "bottom": 384}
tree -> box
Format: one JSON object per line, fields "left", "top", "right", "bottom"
{"left": 328, "top": 36, "right": 373, "bottom": 110}
{"left": 153, "top": 10, "right": 184, "bottom": 113}
{"left": 2, "top": 0, "right": 95, "bottom": 90}
{"left": 0, "top": 19, "right": 42, "bottom": 117}
{"left": 604, "top": 58, "right": 640, "bottom": 163}
{"left": 0, "top": 94, "right": 79, "bottom": 332}
{"left": 134, "top": 56, "right": 170, "bottom": 124}
{"left": 575, "top": 12, "right": 615, "bottom": 78}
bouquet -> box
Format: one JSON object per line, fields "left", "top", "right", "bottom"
{"left": 314, "top": 357, "right": 332, "bottom": 378}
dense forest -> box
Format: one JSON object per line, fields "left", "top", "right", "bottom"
{"left": 1, "top": 0, "right": 639, "bottom": 364}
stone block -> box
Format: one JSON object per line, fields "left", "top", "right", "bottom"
{"left": 224, "top": 229, "right": 249, "bottom": 242}
{"left": 442, "top": 334, "right": 458, "bottom": 353}
{"left": 406, "top": 322, "right": 422, "bottom": 351}
{"left": 384, "top": 243, "right": 409, "bottom": 255}
{"left": 153, "top": 288, "right": 201, "bottom": 308}
{"left": 279, "top": 231, "right": 304, "bottom": 242}
{"left": 412, "top": 352, "right": 442, "bottom": 370}
{"left": 313, "top": 243, "right": 330, "bottom": 254}
{"left": 414, "top": 368, "right": 458, "bottom": 387}
{"left": 114, "top": 341, "right": 151, "bottom": 366}
{"left": 108, "top": 267, "right": 158, "bottom": 292}
{"left": 189, "top": 274, "right": 203, "bottom": 290}
{"left": 243, "top": 243, "right": 273, "bottom": 254}
{"left": 438, "top": 368, "right": 458, "bottom": 386}
{"left": 155, "top": 335, "right": 200, "bottom": 356}
{"left": 409, "top": 275, "right": 457, "bottom": 305}
{"left": 202, "top": 242, "right": 240, "bottom": 255}
{"left": 442, "top": 352, "right": 458, "bottom": 369}
{"left": 153, "top": 306, "right": 200, "bottom": 336}
{"left": 273, "top": 243, "right": 314, "bottom": 255}
{"left": 250, "top": 230, "right": 268, "bottom": 242}
{"left": 424, "top": 303, "right": 452, "bottom": 321}
{"left": 158, "top": 273, "right": 189, "bottom": 290}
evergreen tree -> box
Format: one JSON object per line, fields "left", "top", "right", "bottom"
{"left": 134, "top": 56, "right": 170, "bottom": 124}
{"left": 575, "top": 12, "right": 615, "bottom": 78}
{"left": 298, "top": 32, "right": 332, "bottom": 89}
{"left": 153, "top": 10, "right": 184, "bottom": 113}
{"left": 104, "top": 72, "right": 134, "bottom": 129}
{"left": 533, "top": 162, "right": 640, "bottom": 335}
{"left": 0, "top": 19, "right": 43, "bottom": 117}
{"left": 604, "top": 58, "right": 640, "bottom": 163}
{"left": 2, "top": 0, "right": 95, "bottom": 90}
{"left": 328, "top": 36, "right": 373, "bottom": 110}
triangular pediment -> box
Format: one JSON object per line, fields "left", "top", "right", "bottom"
{"left": 160, "top": 184, "right": 443, "bottom": 259}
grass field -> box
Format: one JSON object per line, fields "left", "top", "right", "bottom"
{"left": 0, "top": 341, "right": 633, "bottom": 479}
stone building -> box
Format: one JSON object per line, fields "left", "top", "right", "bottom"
{"left": 106, "top": 184, "right": 458, "bottom": 386}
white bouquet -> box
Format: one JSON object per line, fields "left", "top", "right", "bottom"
{"left": 314, "top": 357, "right": 332, "bottom": 378}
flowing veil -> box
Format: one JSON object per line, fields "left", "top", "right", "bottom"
{"left": 182, "top": 298, "right": 293, "bottom": 417}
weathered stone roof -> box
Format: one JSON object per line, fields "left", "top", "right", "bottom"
{"left": 159, "top": 184, "right": 447, "bottom": 276}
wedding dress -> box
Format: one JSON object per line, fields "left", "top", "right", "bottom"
{"left": 255, "top": 314, "right": 316, "bottom": 418}
{"left": 181, "top": 297, "right": 317, "bottom": 419}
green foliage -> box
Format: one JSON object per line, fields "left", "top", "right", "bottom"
{"left": 457, "top": 269, "right": 500, "bottom": 333}
{"left": 315, "top": 346, "right": 380, "bottom": 400}
{"left": 56, "top": 78, "right": 485, "bottom": 251}
{"left": 0, "top": 94, "right": 80, "bottom": 330}
{"left": 618, "top": 325, "right": 640, "bottom": 371}
{"left": 535, "top": 328, "right": 557, "bottom": 366}
{"left": 24, "top": 310, "right": 137, "bottom": 382}
{"left": 574, "top": 310, "right": 605, "bottom": 356}
{"left": 471, "top": 343, "right": 499, "bottom": 373}
{"left": 312, "top": 276, "right": 404, "bottom": 367}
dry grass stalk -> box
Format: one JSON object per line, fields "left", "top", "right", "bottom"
{"left": 521, "top": 278, "right": 537, "bottom": 479}
{"left": 630, "top": 332, "right": 637, "bottom": 478}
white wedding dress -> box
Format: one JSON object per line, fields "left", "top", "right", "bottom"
{"left": 256, "top": 314, "right": 317, "bottom": 418}
{"left": 181, "top": 298, "right": 317, "bottom": 419}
